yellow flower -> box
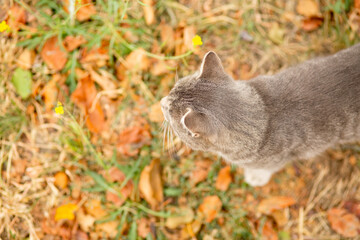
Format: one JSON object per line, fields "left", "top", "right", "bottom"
{"left": 55, "top": 101, "right": 64, "bottom": 115}
{"left": 0, "top": 21, "right": 10, "bottom": 32}
{"left": 192, "top": 35, "right": 203, "bottom": 46}
{"left": 55, "top": 203, "right": 78, "bottom": 221}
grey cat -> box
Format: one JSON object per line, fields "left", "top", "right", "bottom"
{"left": 160, "top": 44, "right": 360, "bottom": 186}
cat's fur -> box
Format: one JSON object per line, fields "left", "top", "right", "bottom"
{"left": 161, "top": 44, "right": 360, "bottom": 186}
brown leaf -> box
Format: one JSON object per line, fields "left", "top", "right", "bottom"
{"left": 271, "top": 210, "right": 288, "bottom": 227}
{"left": 137, "top": 218, "right": 151, "bottom": 238}
{"left": 139, "top": 159, "right": 163, "bottom": 209}
{"left": 63, "top": 0, "right": 96, "bottom": 21}
{"left": 198, "top": 195, "right": 222, "bottom": 223}
{"left": 117, "top": 122, "right": 151, "bottom": 156}
{"left": 16, "top": 49, "right": 35, "bottom": 69}
{"left": 54, "top": 171, "right": 69, "bottom": 189}
{"left": 7, "top": 5, "right": 26, "bottom": 31}
{"left": 84, "top": 199, "right": 107, "bottom": 219}
{"left": 301, "top": 17, "right": 323, "bottom": 32}
{"left": 142, "top": 0, "right": 155, "bottom": 25}
{"left": 42, "top": 74, "right": 61, "bottom": 111}
{"left": 258, "top": 196, "right": 296, "bottom": 215}
{"left": 344, "top": 200, "right": 360, "bottom": 219}
{"left": 160, "top": 22, "right": 175, "bottom": 52}
{"left": 123, "top": 48, "right": 150, "bottom": 71}
{"left": 70, "top": 74, "right": 106, "bottom": 133}
{"left": 76, "top": 208, "right": 95, "bottom": 232}
{"left": 349, "top": 156, "right": 357, "bottom": 166}
{"left": 327, "top": 208, "right": 360, "bottom": 237}
{"left": 74, "top": 230, "right": 89, "bottom": 240}
{"left": 96, "top": 221, "right": 118, "bottom": 238}
{"left": 356, "top": 0, "right": 360, "bottom": 10}
{"left": 261, "top": 220, "right": 278, "bottom": 240}
{"left": 63, "top": 35, "right": 87, "bottom": 51}
{"left": 149, "top": 102, "right": 164, "bottom": 123}
{"left": 191, "top": 159, "right": 212, "bottom": 186}
{"left": 183, "top": 26, "right": 196, "bottom": 51}
{"left": 215, "top": 166, "right": 232, "bottom": 191}
{"left": 106, "top": 180, "right": 133, "bottom": 207}
{"left": 80, "top": 41, "right": 109, "bottom": 67}
{"left": 40, "top": 36, "right": 68, "bottom": 71}
{"left": 296, "top": 0, "right": 321, "bottom": 18}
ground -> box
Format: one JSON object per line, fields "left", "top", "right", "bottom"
{"left": 1, "top": 0, "right": 360, "bottom": 239}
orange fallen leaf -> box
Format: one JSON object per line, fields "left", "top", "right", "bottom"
{"left": 84, "top": 199, "right": 107, "bottom": 219}
{"left": 76, "top": 208, "right": 95, "bottom": 232}
{"left": 63, "top": 0, "right": 96, "bottom": 21}
{"left": 296, "top": 0, "right": 321, "bottom": 18}
{"left": 64, "top": 35, "right": 87, "bottom": 51}
{"left": 183, "top": 26, "right": 196, "bottom": 52}
{"left": 41, "top": 36, "right": 68, "bottom": 71}
{"left": 215, "top": 166, "right": 232, "bottom": 191}
{"left": 344, "top": 200, "right": 360, "bottom": 219}
{"left": 356, "top": 0, "right": 360, "bottom": 10}
{"left": 327, "top": 208, "right": 360, "bottom": 237}
{"left": 42, "top": 74, "right": 61, "bottom": 111}
{"left": 117, "top": 123, "right": 151, "bottom": 156}
{"left": 139, "top": 159, "right": 163, "bottom": 209}
{"left": 198, "top": 195, "right": 222, "bottom": 223}
{"left": 160, "top": 22, "right": 175, "bottom": 52}
{"left": 271, "top": 209, "right": 288, "bottom": 227}
{"left": 70, "top": 74, "right": 106, "bottom": 133}
{"left": 7, "top": 5, "right": 26, "bottom": 31}
{"left": 96, "top": 221, "right": 118, "bottom": 238}
{"left": 258, "top": 196, "right": 296, "bottom": 215}
{"left": 137, "top": 217, "right": 151, "bottom": 238}
{"left": 301, "top": 17, "right": 323, "bottom": 32}
{"left": 80, "top": 41, "right": 109, "bottom": 67}
{"left": 105, "top": 167, "right": 134, "bottom": 207}
{"left": 123, "top": 48, "right": 150, "bottom": 71}
{"left": 55, "top": 203, "right": 78, "bottom": 221}
{"left": 16, "top": 49, "right": 35, "bottom": 69}
{"left": 54, "top": 171, "right": 69, "bottom": 189}
{"left": 142, "top": 0, "right": 155, "bottom": 25}
{"left": 261, "top": 220, "right": 278, "bottom": 240}
{"left": 149, "top": 102, "right": 164, "bottom": 123}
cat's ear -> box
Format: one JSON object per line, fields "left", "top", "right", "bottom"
{"left": 180, "top": 108, "right": 214, "bottom": 138}
{"left": 197, "top": 51, "right": 228, "bottom": 81}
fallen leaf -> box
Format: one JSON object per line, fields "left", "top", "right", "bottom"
{"left": 63, "top": 0, "right": 96, "bottom": 21}
{"left": 16, "top": 49, "right": 35, "bottom": 69}
{"left": 84, "top": 199, "right": 107, "bottom": 219}
{"left": 198, "top": 195, "right": 222, "bottom": 223}
{"left": 137, "top": 218, "right": 151, "bottom": 238}
{"left": 327, "top": 208, "right": 360, "bottom": 237}
{"left": 190, "top": 159, "right": 212, "bottom": 186}
{"left": 7, "top": 5, "right": 26, "bottom": 31}
{"left": 42, "top": 74, "right": 61, "bottom": 111}
{"left": 80, "top": 41, "right": 109, "bottom": 67}
{"left": 64, "top": 35, "right": 87, "bottom": 51}
{"left": 269, "top": 23, "right": 284, "bottom": 44}
{"left": 356, "top": 0, "right": 360, "bottom": 10}
{"left": 117, "top": 123, "right": 151, "bottom": 156}
{"left": 55, "top": 203, "right": 77, "bottom": 221}
{"left": 296, "top": 0, "right": 321, "bottom": 18}
{"left": 160, "top": 22, "right": 175, "bottom": 52}
{"left": 123, "top": 48, "right": 150, "bottom": 71}
{"left": 181, "top": 219, "right": 202, "bottom": 239}
{"left": 261, "top": 220, "right": 278, "bottom": 240}
{"left": 149, "top": 102, "right": 164, "bottom": 123}
{"left": 139, "top": 159, "right": 163, "bottom": 209}
{"left": 142, "top": 0, "right": 155, "bottom": 25}
{"left": 183, "top": 26, "right": 196, "bottom": 51}
{"left": 12, "top": 68, "right": 32, "bottom": 99}
{"left": 166, "top": 207, "right": 194, "bottom": 229}
{"left": 76, "top": 208, "right": 95, "bottom": 232}
{"left": 74, "top": 230, "right": 89, "bottom": 240}
{"left": 215, "top": 166, "right": 232, "bottom": 191}
{"left": 271, "top": 209, "right": 288, "bottom": 227}
{"left": 96, "top": 221, "right": 118, "bottom": 238}
{"left": 150, "top": 60, "right": 171, "bottom": 76}
{"left": 70, "top": 74, "right": 106, "bottom": 133}
{"left": 106, "top": 179, "right": 133, "bottom": 207}
{"left": 54, "top": 171, "right": 69, "bottom": 189}
{"left": 41, "top": 36, "right": 68, "bottom": 71}
{"left": 344, "top": 200, "right": 360, "bottom": 219}
{"left": 258, "top": 196, "right": 296, "bottom": 215}
{"left": 301, "top": 17, "right": 323, "bottom": 31}
{"left": 349, "top": 156, "right": 357, "bottom": 166}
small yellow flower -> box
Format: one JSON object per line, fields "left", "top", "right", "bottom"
{"left": 55, "top": 203, "right": 78, "bottom": 221}
{"left": 0, "top": 21, "right": 10, "bottom": 32}
{"left": 55, "top": 101, "right": 64, "bottom": 115}
{"left": 192, "top": 35, "right": 203, "bottom": 46}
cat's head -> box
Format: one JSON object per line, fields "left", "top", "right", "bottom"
{"left": 161, "top": 51, "right": 236, "bottom": 152}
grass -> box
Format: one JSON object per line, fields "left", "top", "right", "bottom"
{"left": 1, "top": 0, "right": 360, "bottom": 239}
